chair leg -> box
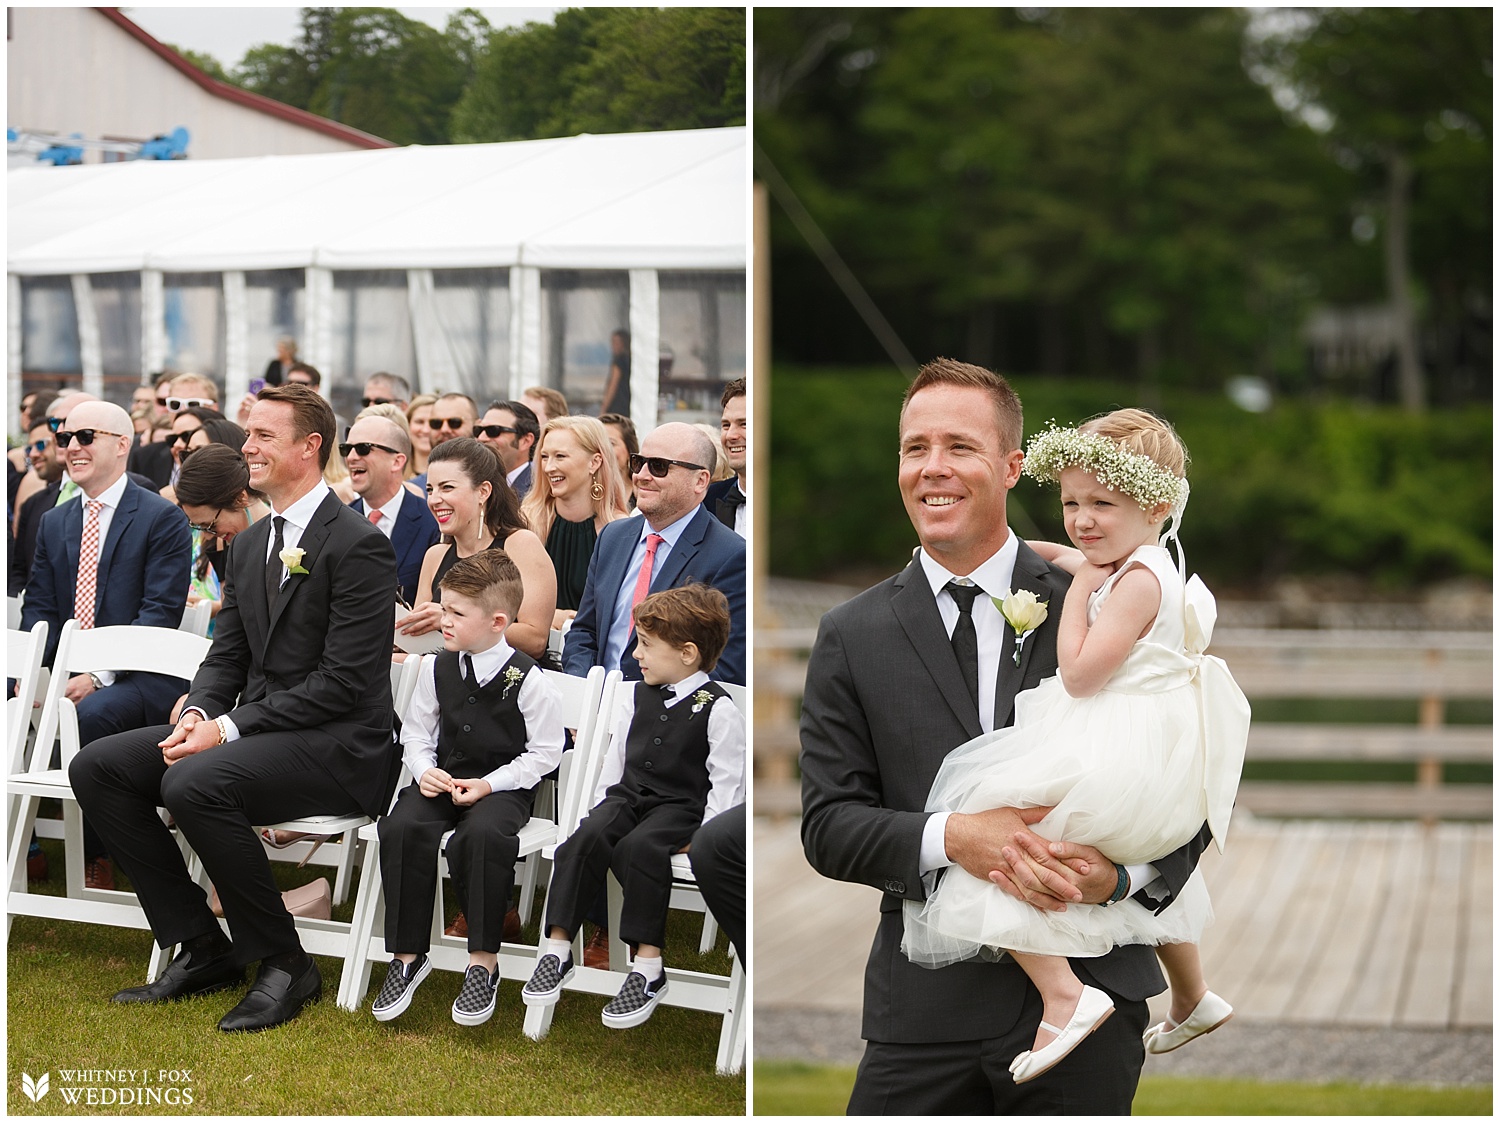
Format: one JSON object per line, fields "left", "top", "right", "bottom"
{"left": 331, "top": 828, "right": 358, "bottom": 906}
{"left": 336, "top": 835, "right": 383, "bottom": 1011}
{"left": 62, "top": 801, "right": 85, "bottom": 898}
{"left": 7, "top": 793, "right": 43, "bottom": 941}
{"left": 699, "top": 909, "right": 719, "bottom": 955}
{"left": 146, "top": 942, "right": 175, "bottom": 984}
{"left": 516, "top": 852, "right": 540, "bottom": 926}
{"left": 716, "top": 954, "right": 746, "bottom": 1076}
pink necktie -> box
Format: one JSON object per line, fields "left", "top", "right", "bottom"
{"left": 75, "top": 499, "right": 103, "bottom": 629}
{"left": 368, "top": 507, "right": 382, "bottom": 526}
{"left": 631, "top": 533, "right": 664, "bottom": 612}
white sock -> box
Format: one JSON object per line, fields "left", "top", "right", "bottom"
{"left": 543, "top": 937, "right": 572, "bottom": 962}
{"left": 633, "top": 954, "right": 663, "bottom": 982}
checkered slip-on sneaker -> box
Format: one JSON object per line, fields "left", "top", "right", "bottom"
{"left": 521, "top": 953, "right": 575, "bottom": 1007}
{"left": 371, "top": 955, "right": 431, "bottom": 1022}
{"left": 601, "top": 970, "right": 669, "bottom": 1029}
{"left": 451, "top": 964, "right": 499, "bottom": 1026}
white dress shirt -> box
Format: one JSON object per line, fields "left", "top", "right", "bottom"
{"left": 915, "top": 532, "right": 1157, "bottom": 896}
{"left": 76, "top": 473, "right": 130, "bottom": 686}
{"left": 362, "top": 484, "right": 405, "bottom": 540}
{"left": 400, "top": 640, "right": 566, "bottom": 793}
{"left": 589, "top": 670, "right": 745, "bottom": 824}
{"left": 600, "top": 507, "right": 699, "bottom": 671}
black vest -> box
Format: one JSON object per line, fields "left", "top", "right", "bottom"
{"left": 434, "top": 649, "right": 537, "bottom": 779}
{"left": 613, "top": 679, "right": 729, "bottom": 809}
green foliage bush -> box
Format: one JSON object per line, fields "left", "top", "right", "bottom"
{"left": 770, "top": 366, "right": 1491, "bottom": 589}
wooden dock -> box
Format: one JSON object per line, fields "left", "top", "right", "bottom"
{"left": 753, "top": 813, "right": 1492, "bottom": 1029}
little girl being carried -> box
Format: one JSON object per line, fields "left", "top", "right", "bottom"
{"left": 902, "top": 408, "right": 1251, "bottom": 1083}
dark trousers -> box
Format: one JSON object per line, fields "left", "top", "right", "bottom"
{"left": 689, "top": 803, "right": 745, "bottom": 964}
{"left": 846, "top": 985, "right": 1149, "bottom": 1115}
{"left": 378, "top": 783, "right": 534, "bottom": 955}
{"left": 69, "top": 723, "right": 362, "bottom": 965}
{"left": 546, "top": 791, "right": 700, "bottom": 950}
{"left": 69, "top": 672, "right": 185, "bottom": 860}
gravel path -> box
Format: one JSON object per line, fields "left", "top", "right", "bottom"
{"left": 755, "top": 1007, "right": 1492, "bottom": 1086}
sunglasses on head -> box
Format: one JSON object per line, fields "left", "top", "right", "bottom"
{"left": 428, "top": 417, "right": 468, "bottom": 431}
{"left": 629, "top": 454, "right": 708, "bottom": 478}
{"left": 360, "top": 396, "right": 394, "bottom": 408}
{"left": 167, "top": 396, "right": 213, "bottom": 412}
{"left": 473, "top": 424, "right": 516, "bottom": 439}
{"left": 339, "top": 441, "right": 401, "bottom": 458}
{"left": 55, "top": 429, "right": 125, "bottom": 448}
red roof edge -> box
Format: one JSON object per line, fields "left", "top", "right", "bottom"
{"left": 94, "top": 8, "right": 396, "bottom": 150}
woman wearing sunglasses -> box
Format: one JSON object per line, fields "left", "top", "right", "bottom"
{"left": 520, "top": 416, "right": 630, "bottom": 630}
{"left": 157, "top": 406, "right": 225, "bottom": 503}
{"left": 399, "top": 437, "right": 556, "bottom": 661}
{"left": 173, "top": 441, "right": 269, "bottom": 633}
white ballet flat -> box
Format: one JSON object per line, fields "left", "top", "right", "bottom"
{"left": 1143, "top": 990, "right": 1233, "bottom": 1054}
{"left": 1009, "top": 985, "right": 1115, "bottom": 1083}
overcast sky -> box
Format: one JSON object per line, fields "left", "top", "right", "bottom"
{"left": 123, "top": 7, "right": 562, "bottom": 70}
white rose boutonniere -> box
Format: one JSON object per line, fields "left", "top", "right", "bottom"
{"left": 279, "top": 546, "right": 309, "bottom": 576}
{"left": 993, "top": 589, "right": 1048, "bottom": 667}
{"left": 501, "top": 666, "right": 525, "bottom": 699}
{"left": 690, "top": 688, "right": 715, "bottom": 717}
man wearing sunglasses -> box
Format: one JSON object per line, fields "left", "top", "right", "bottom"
{"left": 361, "top": 372, "right": 411, "bottom": 413}
{"left": 563, "top": 422, "right": 745, "bottom": 686}
{"left": 13, "top": 391, "right": 94, "bottom": 527}
{"left": 345, "top": 415, "right": 438, "bottom": 605}
{"left": 21, "top": 400, "right": 193, "bottom": 890}
{"left": 474, "top": 400, "right": 540, "bottom": 500}
{"left": 9, "top": 417, "right": 65, "bottom": 596}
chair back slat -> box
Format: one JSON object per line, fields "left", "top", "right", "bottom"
{"left": 178, "top": 599, "right": 212, "bottom": 638}
{"left": 6, "top": 622, "right": 48, "bottom": 774}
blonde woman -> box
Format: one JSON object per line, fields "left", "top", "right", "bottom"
{"left": 520, "top": 415, "right": 630, "bottom": 630}
{"left": 405, "top": 393, "right": 439, "bottom": 479}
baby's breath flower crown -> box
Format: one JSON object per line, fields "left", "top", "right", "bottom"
{"left": 1023, "top": 423, "right": 1190, "bottom": 513}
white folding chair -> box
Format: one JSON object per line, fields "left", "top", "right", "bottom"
{"left": 524, "top": 676, "right": 747, "bottom": 1073}
{"left": 6, "top": 621, "right": 48, "bottom": 777}
{"left": 6, "top": 595, "right": 23, "bottom": 631}
{"left": 335, "top": 665, "right": 615, "bottom": 1011}
{"left": 7, "top": 622, "right": 211, "bottom": 941}
{"left": 178, "top": 598, "right": 212, "bottom": 638}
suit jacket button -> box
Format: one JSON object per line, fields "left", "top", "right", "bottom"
{"left": 885, "top": 879, "right": 905, "bottom": 894}
{"left": 468, "top": 696, "right": 477, "bottom": 704}
{"left": 462, "top": 724, "right": 472, "bottom": 733}
{"left": 644, "top": 761, "right": 654, "bottom": 770}
{"left": 658, "top": 714, "right": 669, "bottom": 722}
{"left": 653, "top": 737, "right": 662, "bottom": 745}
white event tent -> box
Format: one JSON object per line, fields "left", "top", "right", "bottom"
{"left": 9, "top": 127, "right": 747, "bottom": 429}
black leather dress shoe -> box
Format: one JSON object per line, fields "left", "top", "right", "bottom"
{"left": 112, "top": 945, "right": 243, "bottom": 1005}
{"left": 218, "top": 958, "right": 322, "bottom": 1033}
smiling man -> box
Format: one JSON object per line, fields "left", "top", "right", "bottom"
{"left": 346, "top": 413, "right": 439, "bottom": 605}
{"left": 705, "top": 379, "right": 747, "bottom": 537}
{"left": 21, "top": 399, "right": 192, "bottom": 888}
{"left": 474, "top": 399, "right": 540, "bottom": 500}
{"left": 798, "top": 358, "right": 1212, "bottom": 1114}
{"left": 70, "top": 383, "right": 400, "bottom": 1034}
{"left": 563, "top": 421, "right": 745, "bottom": 685}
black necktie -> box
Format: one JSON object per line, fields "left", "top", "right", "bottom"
{"left": 945, "top": 580, "right": 981, "bottom": 713}
{"left": 463, "top": 654, "right": 479, "bottom": 690}
{"left": 265, "top": 516, "right": 286, "bottom": 606}
{"left": 715, "top": 487, "right": 744, "bottom": 528}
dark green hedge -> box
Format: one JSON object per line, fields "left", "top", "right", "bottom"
{"left": 769, "top": 366, "right": 1492, "bottom": 590}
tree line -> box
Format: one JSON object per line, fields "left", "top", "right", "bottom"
{"left": 755, "top": 8, "right": 1489, "bottom": 411}
{"left": 176, "top": 7, "right": 745, "bottom": 147}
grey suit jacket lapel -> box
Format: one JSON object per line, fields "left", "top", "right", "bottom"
{"left": 891, "top": 559, "right": 984, "bottom": 742}
{"left": 993, "top": 539, "right": 1056, "bottom": 730}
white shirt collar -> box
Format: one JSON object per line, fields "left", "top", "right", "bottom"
{"left": 506, "top": 462, "right": 527, "bottom": 486}
{"left": 463, "top": 635, "right": 517, "bottom": 682}
{"left": 271, "top": 479, "right": 331, "bottom": 533}
{"left": 660, "top": 669, "right": 711, "bottom": 701}
{"left": 639, "top": 504, "right": 700, "bottom": 547}
{"left": 917, "top": 531, "right": 1020, "bottom": 602}
{"left": 83, "top": 472, "right": 130, "bottom": 510}
{"left": 370, "top": 484, "right": 405, "bottom": 523}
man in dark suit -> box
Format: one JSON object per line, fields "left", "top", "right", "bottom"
{"left": 474, "top": 399, "right": 539, "bottom": 500}
{"left": 563, "top": 422, "right": 745, "bottom": 685}
{"left": 799, "top": 359, "right": 1210, "bottom": 1114}
{"left": 704, "top": 378, "right": 747, "bottom": 537}
{"left": 344, "top": 413, "right": 438, "bottom": 606}
{"left": 10, "top": 417, "right": 65, "bottom": 595}
{"left": 71, "top": 384, "right": 401, "bottom": 1033}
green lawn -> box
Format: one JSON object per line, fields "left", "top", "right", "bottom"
{"left": 9, "top": 839, "right": 743, "bottom": 1115}
{"left": 752, "top": 1061, "right": 1492, "bottom": 1116}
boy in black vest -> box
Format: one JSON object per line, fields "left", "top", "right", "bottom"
{"left": 371, "top": 551, "right": 565, "bottom": 1026}
{"left": 523, "top": 583, "right": 745, "bottom": 1027}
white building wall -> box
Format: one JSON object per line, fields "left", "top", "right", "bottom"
{"left": 7, "top": 8, "right": 375, "bottom": 161}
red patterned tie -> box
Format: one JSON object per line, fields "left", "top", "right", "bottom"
{"left": 631, "top": 533, "right": 664, "bottom": 613}
{"left": 75, "top": 499, "right": 103, "bottom": 629}
{"left": 368, "top": 507, "right": 382, "bottom": 526}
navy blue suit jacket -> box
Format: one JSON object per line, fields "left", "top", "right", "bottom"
{"left": 22, "top": 478, "right": 191, "bottom": 666}
{"left": 509, "top": 462, "right": 533, "bottom": 501}
{"left": 350, "top": 489, "right": 439, "bottom": 606}
{"left": 563, "top": 504, "right": 745, "bottom": 685}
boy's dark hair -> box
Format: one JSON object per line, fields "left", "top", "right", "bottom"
{"left": 438, "top": 549, "right": 523, "bottom": 621}
{"left": 632, "top": 583, "right": 731, "bottom": 672}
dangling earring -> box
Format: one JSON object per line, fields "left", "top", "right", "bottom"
{"left": 590, "top": 472, "right": 604, "bottom": 502}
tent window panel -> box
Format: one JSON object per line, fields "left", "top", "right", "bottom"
{"left": 90, "top": 272, "right": 143, "bottom": 386}
{"left": 431, "top": 268, "right": 510, "bottom": 405}
{"left": 21, "top": 276, "right": 81, "bottom": 375}
{"left": 330, "top": 270, "right": 415, "bottom": 421}
{"left": 540, "top": 270, "right": 629, "bottom": 415}
{"left": 163, "top": 272, "right": 225, "bottom": 385}
{"left": 658, "top": 271, "right": 745, "bottom": 416}
{"left": 245, "top": 269, "right": 304, "bottom": 375}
